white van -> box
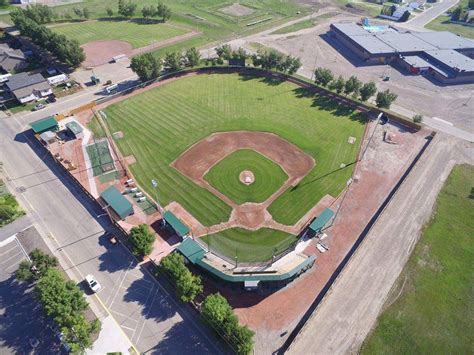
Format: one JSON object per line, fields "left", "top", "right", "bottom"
{"left": 105, "top": 84, "right": 118, "bottom": 95}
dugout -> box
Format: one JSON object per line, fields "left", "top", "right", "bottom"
{"left": 100, "top": 186, "right": 133, "bottom": 220}
{"left": 163, "top": 211, "right": 190, "bottom": 239}
{"left": 309, "top": 208, "right": 334, "bottom": 234}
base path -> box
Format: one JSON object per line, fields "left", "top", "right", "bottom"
{"left": 288, "top": 135, "right": 472, "bottom": 354}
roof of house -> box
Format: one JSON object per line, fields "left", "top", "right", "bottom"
{"left": 66, "top": 121, "right": 83, "bottom": 135}
{"left": 163, "top": 211, "right": 190, "bottom": 236}
{"left": 100, "top": 186, "right": 133, "bottom": 220}
{"left": 30, "top": 116, "right": 59, "bottom": 134}
{"left": 6, "top": 72, "right": 50, "bottom": 99}
{"left": 309, "top": 208, "right": 334, "bottom": 233}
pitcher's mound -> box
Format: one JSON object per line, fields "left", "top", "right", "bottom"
{"left": 82, "top": 40, "right": 132, "bottom": 67}
{"left": 239, "top": 170, "right": 255, "bottom": 185}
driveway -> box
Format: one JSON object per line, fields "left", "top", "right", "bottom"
{"left": 0, "top": 115, "right": 223, "bottom": 353}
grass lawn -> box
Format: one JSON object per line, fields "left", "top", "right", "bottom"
{"left": 103, "top": 73, "right": 365, "bottom": 227}
{"left": 0, "top": 180, "right": 25, "bottom": 227}
{"left": 362, "top": 164, "right": 474, "bottom": 354}
{"left": 201, "top": 228, "right": 297, "bottom": 262}
{"left": 51, "top": 20, "right": 188, "bottom": 48}
{"left": 426, "top": 15, "right": 474, "bottom": 39}
{"left": 271, "top": 12, "right": 337, "bottom": 35}
{"left": 204, "top": 149, "right": 288, "bottom": 204}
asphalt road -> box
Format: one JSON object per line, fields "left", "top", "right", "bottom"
{"left": 288, "top": 134, "right": 472, "bottom": 354}
{"left": 397, "top": 0, "right": 459, "bottom": 30}
{"left": 0, "top": 115, "right": 223, "bottom": 354}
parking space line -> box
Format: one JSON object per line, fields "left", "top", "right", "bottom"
{"left": 1, "top": 251, "right": 23, "bottom": 266}
{"left": 5, "top": 261, "right": 22, "bottom": 272}
{"left": 110, "top": 310, "right": 140, "bottom": 324}
{"left": 0, "top": 244, "right": 20, "bottom": 258}
{"left": 14, "top": 235, "right": 30, "bottom": 261}
{"left": 105, "top": 258, "right": 135, "bottom": 307}
{"left": 133, "top": 286, "right": 160, "bottom": 344}
{"left": 120, "top": 325, "right": 136, "bottom": 332}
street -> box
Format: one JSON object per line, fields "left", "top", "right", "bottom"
{"left": 0, "top": 114, "right": 223, "bottom": 353}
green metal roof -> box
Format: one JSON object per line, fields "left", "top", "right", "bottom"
{"left": 177, "top": 237, "right": 206, "bottom": 263}
{"left": 309, "top": 208, "right": 334, "bottom": 233}
{"left": 177, "top": 237, "right": 316, "bottom": 283}
{"left": 66, "top": 121, "right": 83, "bottom": 135}
{"left": 30, "top": 116, "right": 58, "bottom": 134}
{"left": 163, "top": 211, "right": 190, "bottom": 236}
{"left": 100, "top": 186, "right": 133, "bottom": 219}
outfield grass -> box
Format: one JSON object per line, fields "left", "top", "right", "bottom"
{"left": 270, "top": 12, "right": 337, "bottom": 35}
{"left": 52, "top": 20, "right": 188, "bottom": 48}
{"left": 362, "top": 164, "right": 474, "bottom": 354}
{"left": 204, "top": 149, "right": 288, "bottom": 204}
{"left": 201, "top": 228, "right": 297, "bottom": 262}
{"left": 103, "top": 73, "right": 365, "bottom": 227}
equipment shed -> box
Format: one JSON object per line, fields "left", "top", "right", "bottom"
{"left": 163, "top": 211, "right": 190, "bottom": 238}
{"left": 30, "top": 116, "right": 59, "bottom": 134}
{"left": 100, "top": 186, "right": 133, "bottom": 220}
{"left": 309, "top": 208, "right": 335, "bottom": 234}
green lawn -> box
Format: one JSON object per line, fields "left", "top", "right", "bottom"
{"left": 204, "top": 149, "right": 288, "bottom": 204}
{"left": 103, "top": 73, "right": 365, "bottom": 227}
{"left": 201, "top": 228, "right": 297, "bottom": 262}
{"left": 362, "top": 164, "right": 474, "bottom": 354}
{"left": 85, "top": 141, "right": 114, "bottom": 176}
{"left": 426, "top": 15, "right": 474, "bottom": 39}
{"left": 51, "top": 20, "right": 188, "bottom": 48}
{"left": 1, "top": 0, "right": 308, "bottom": 58}
{"left": 0, "top": 179, "right": 25, "bottom": 227}
{"left": 271, "top": 12, "right": 337, "bottom": 35}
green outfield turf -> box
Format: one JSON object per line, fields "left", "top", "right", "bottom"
{"left": 362, "top": 164, "right": 474, "bottom": 354}
{"left": 103, "top": 73, "right": 365, "bottom": 228}
{"left": 201, "top": 228, "right": 297, "bottom": 263}
{"left": 204, "top": 149, "right": 288, "bottom": 204}
{"left": 51, "top": 20, "right": 188, "bottom": 48}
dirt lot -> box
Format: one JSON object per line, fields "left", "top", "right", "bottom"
{"left": 228, "top": 12, "right": 474, "bottom": 132}
{"left": 207, "top": 120, "right": 430, "bottom": 353}
{"left": 82, "top": 40, "right": 133, "bottom": 67}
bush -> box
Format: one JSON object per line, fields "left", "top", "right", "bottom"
{"left": 129, "top": 224, "right": 155, "bottom": 256}
{"left": 16, "top": 248, "right": 58, "bottom": 282}
{"left": 413, "top": 114, "right": 423, "bottom": 123}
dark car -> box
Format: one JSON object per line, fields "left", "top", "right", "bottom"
{"left": 46, "top": 95, "right": 56, "bottom": 103}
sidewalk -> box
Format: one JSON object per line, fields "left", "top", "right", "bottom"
{"left": 86, "top": 316, "right": 134, "bottom": 355}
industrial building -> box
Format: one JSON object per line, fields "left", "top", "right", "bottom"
{"left": 330, "top": 22, "right": 474, "bottom": 84}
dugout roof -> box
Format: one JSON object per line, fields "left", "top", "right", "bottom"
{"left": 100, "top": 186, "right": 133, "bottom": 220}
{"left": 309, "top": 208, "right": 334, "bottom": 233}
{"left": 30, "top": 116, "right": 58, "bottom": 134}
{"left": 163, "top": 211, "right": 190, "bottom": 237}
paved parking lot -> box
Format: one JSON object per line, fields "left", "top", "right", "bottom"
{"left": 0, "top": 233, "right": 62, "bottom": 354}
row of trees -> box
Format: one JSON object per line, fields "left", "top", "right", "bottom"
{"left": 130, "top": 47, "right": 201, "bottom": 81}
{"left": 158, "top": 252, "right": 254, "bottom": 354}
{"left": 16, "top": 249, "right": 100, "bottom": 353}
{"left": 160, "top": 253, "right": 203, "bottom": 302}
{"left": 117, "top": 0, "right": 172, "bottom": 21}
{"left": 11, "top": 9, "right": 85, "bottom": 67}
{"left": 251, "top": 49, "right": 301, "bottom": 74}
{"left": 313, "top": 67, "right": 398, "bottom": 109}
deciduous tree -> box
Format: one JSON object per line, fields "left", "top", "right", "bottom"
{"left": 129, "top": 224, "right": 155, "bottom": 256}
{"left": 314, "top": 67, "right": 333, "bottom": 87}
{"left": 376, "top": 89, "right": 398, "bottom": 109}
{"left": 359, "top": 81, "right": 377, "bottom": 101}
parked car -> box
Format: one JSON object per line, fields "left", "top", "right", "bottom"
{"left": 46, "top": 95, "right": 56, "bottom": 103}
{"left": 32, "top": 103, "right": 46, "bottom": 111}
{"left": 85, "top": 274, "right": 102, "bottom": 293}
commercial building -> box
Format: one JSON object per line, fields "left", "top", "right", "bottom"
{"left": 330, "top": 22, "right": 474, "bottom": 84}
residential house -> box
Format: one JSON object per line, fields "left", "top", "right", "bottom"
{"left": 5, "top": 72, "right": 52, "bottom": 103}
{"left": 0, "top": 43, "right": 28, "bottom": 73}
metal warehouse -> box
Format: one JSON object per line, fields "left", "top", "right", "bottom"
{"left": 330, "top": 22, "right": 474, "bottom": 84}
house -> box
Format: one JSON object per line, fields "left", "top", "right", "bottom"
{"left": 0, "top": 43, "right": 28, "bottom": 73}
{"left": 5, "top": 72, "right": 52, "bottom": 103}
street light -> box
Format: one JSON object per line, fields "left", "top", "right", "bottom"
{"left": 151, "top": 178, "right": 164, "bottom": 217}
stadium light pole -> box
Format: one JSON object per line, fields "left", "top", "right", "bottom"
{"left": 151, "top": 179, "right": 163, "bottom": 216}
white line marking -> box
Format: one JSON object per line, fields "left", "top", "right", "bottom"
{"left": 432, "top": 117, "right": 454, "bottom": 126}
{"left": 0, "top": 251, "right": 23, "bottom": 266}
{"left": 110, "top": 310, "right": 140, "bottom": 323}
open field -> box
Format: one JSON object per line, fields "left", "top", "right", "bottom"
{"left": 52, "top": 20, "right": 188, "bottom": 48}
{"left": 202, "top": 228, "right": 297, "bottom": 262}
{"left": 362, "top": 164, "right": 474, "bottom": 354}
{"left": 426, "top": 15, "right": 474, "bottom": 39}
{"left": 103, "top": 73, "right": 365, "bottom": 228}
{"left": 204, "top": 149, "right": 288, "bottom": 204}
{"left": 271, "top": 12, "right": 337, "bottom": 35}
{"left": 1, "top": 0, "right": 309, "bottom": 58}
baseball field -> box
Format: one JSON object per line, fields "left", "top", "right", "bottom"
{"left": 102, "top": 72, "right": 366, "bottom": 260}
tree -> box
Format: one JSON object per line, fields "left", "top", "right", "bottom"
{"left": 157, "top": 2, "right": 172, "bottom": 22}
{"left": 331, "top": 75, "right": 345, "bottom": 94}
{"left": 142, "top": 6, "right": 154, "bottom": 20}
{"left": 451, "top": 5, "right": 463, "bottom": 20}
{"left": 359, "top": 81, "right": 377, "bottom": 101}
{"left": 160, "top": 253, "right": 202, "bottom": 302}
{"left": 287, "top": 56, "right": 302, "bottom": 75}
{"left": 216, "top": 44, "right": 232, "bottom": 61}
{"left": 399, "top": 10, "right": 410, "bottom": 22}
{"left": 344, "top": 75, "right": 362, "bottom": 96}
{"left": 232, "top": 47, "right": 248, "bottom": 61}
{"left": 376, "top": 89, "right": 398, "bottom": 109}
{"left": 83, "top": 8, "right": 90, "bottom": 19}
{"left": 130, "top": 52, "right": 162, "bottom": 81}
{"left": 106, "top": 7, "right": 114, "bottom": 17}
{"left": 164, "top": 51, "right": 183, "bottom": 72}
{"left": 314, "top": 67, "right": 333, "bottom": 87}
{"left": 73, "top": 7, "right": 83, "bottom": 18}
{"left": 16, "top": 248, "right": 58, "bottom": 282}
{"left": 469, "top": 0, "right": 474, "bottom": 9}
{"left": 118, "top": 0, "right": 137, "bottom": 18}
{"left": 129, "top": 224, "right": 155, "bottom": 256}
{"left": 185, "top": 47, "right": 201, "bottom": 67}
{"left": 61, "top": 314, "right": 93, "bottom": 353}
{"left": 413, "top": 114, "right": 423, "bottom": 123}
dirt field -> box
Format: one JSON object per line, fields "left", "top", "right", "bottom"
{"left": 220, "top": 3, "right": 255, "bottom": 16}
{"left": 215, "top": 121, "right": 431, "bottom": 353}
{"left": 227, "top": 12, "right": 474, "bottom": 132}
